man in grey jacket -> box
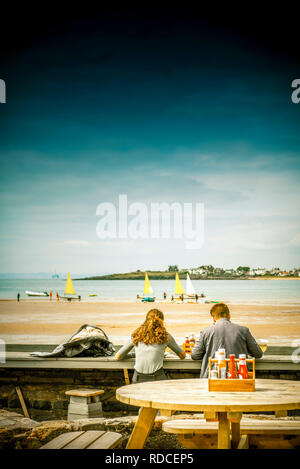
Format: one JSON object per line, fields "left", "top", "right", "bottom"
{"left": 191, "top": 303, "right": 263, "bottom": 378}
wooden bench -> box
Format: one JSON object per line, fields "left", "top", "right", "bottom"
{"left": 162, "top": 418, "right": 300, "bottom": 449}
{"left": 40, "top": 430, "right": 122, "bottom": 449}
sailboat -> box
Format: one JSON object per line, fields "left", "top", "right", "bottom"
{"left": 175, "top": 272, "right": 185, "bottom": 297}
{"left": 62, "top": 272, "right": 80, "bottom": 301}
{"left": 140, "top": 272, "right": 155, "bottom": 302}
{"left": 186, "top": 273, "right": 196, "bottom": 298}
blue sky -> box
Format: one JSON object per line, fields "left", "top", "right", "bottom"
{"left": 0, "top": 11, "right": 299, "bottom": 274}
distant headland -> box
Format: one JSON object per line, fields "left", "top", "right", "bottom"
{"left": 78, "top": 265, "right": 300, "bottom": 281}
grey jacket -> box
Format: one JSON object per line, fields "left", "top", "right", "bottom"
{"left": 191, "top": 318, "right": 263, "bottom": 378}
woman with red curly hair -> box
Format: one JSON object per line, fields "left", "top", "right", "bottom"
{"left": 115, "top": 309, "right": 185, "bottom": 383}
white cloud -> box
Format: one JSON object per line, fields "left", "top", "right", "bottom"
{"left": 96, "top": 240, "right": 136, "bottom": 248}
{"left": 206, "top": 220, "right": 299, "bottom": 256}
{"left": 290, "top": 234, "right": 300, "bottom": 247}
{"left": 64, "top": 240, "right": 89, "bottom": 246}
{"left": 186, "top": 169, "right": 300, "bottom": 218}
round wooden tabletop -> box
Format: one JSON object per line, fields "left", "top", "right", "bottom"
{"left": 116, "top": 379, "right": 300, "bottom": 413}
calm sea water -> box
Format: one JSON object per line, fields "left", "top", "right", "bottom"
{"left": 0, "top": 278, "right": 300, "bottom": 305}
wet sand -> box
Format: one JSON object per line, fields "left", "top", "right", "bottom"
{"left": 0, "top": 300, "right": 299, "bottom": 345}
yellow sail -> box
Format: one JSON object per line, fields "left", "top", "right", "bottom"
{"left": 143, "top": 272, "right": 153, "bottom": 296}
{"left": 175, "top": 272, "right": 185, "bottom": 295}
{"left": 65, "top": 272, "right": 76, "bottom": 295}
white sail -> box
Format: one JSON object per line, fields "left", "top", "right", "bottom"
{"left": 186, "top": 273, "right": 196, "bottom": 296}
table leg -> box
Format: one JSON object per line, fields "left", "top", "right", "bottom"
{"left": 218, "top": 412, "right": 231, "bottom": 449}
{"left": 126, "top": 407, "right": 158, "bottom": 449}
{"left": 228, "top": 412, "right": 242, "bottom": 450}
{"left": 231, "top": 422, "right": 241, "bottom": 449}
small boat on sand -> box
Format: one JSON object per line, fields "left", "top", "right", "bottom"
{"left": 138, "top": 273, "right": 155, "bottom": 301}
{"left": 141, "top": 297, "right": 155, "bottom": 302}
{"left": 26, "top": 291, "right": 49, "bottom": 297}
{"left": 61, "top": 272, "right": 81, "bottom": 301}
{"left": 175, "top": 273, "right": 185, "bottom": 297}
{"left": 186, "top": 273, "right": 196, "bottom": 298}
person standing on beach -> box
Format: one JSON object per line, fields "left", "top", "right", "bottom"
{"left": 49, "top": 291, "right": 53, "bottom": 301}
{"left": 163, "top": 292, "right": 167, "bottom": 300}
{"left": 56, "top": 292, "right": 59, "bottom": 302}
{"left": 115, "top": 309, "right": 185, "bottom": 383}
{"left": 195, "top": 293, "right": 198, "bottom": 303}
{"left": 191, "top": 303, "right": 263, "bottom": 378}
{"left": 17, "top": 293, "right": 20, "bottom": 302}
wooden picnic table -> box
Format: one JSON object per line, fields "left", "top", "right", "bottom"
{"left": 116, "top": 378, "right": 300, "bottom": 449}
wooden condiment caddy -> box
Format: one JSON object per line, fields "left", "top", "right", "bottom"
{"left": 208, "top": 357, "right": 255, "bottom": 392}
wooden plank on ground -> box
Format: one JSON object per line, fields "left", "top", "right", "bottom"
{"left": 40, "top": 431, "right": 84, "bottom": 449}
{"left": 15, "top": 386, "right": 30, "bottom": 419}
{"left": 87, "top": 432, "right": 122, "bottom": 449}
{"left": 63, "top": 431, "right": 105, "bottom": 449}
{"left": 123, "top": 368, "right": 130, "bottom": 385}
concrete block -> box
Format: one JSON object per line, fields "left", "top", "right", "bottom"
{"left": 67, "top": 401, "right": 103, "bottom": 419}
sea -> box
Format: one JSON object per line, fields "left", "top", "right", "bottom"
{"left": 0, "top": 278, "right": 300, "bottom": 305}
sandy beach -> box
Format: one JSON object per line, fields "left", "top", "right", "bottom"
{"left": 0, "top": 300, "right": 299, "bottom": 346}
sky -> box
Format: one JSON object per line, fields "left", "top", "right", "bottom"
{"left": 0, "top": 7, "right": 300, "bottom": 275}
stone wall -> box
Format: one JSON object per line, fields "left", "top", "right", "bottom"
{"left": 0, "top": 409, "right": 182, "bottom": 449}
{"left": 0, "top": 367, "right": 299, "bottom": 421}
{"left": 0, "top": 368, "right": 137, "bottom": 420}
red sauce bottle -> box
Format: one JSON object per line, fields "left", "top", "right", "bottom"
{"left": 227, "top": 354, "right": 238, "bottom": 379}
{"left": 238, "top": 354, "right": 249, "bottom": 379}
{"left": 184, "top": 336, "right": 191, "bottom": 355}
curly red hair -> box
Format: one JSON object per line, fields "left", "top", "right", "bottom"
{"left": 132, "top": 309, "right": 169, "bottom": 345}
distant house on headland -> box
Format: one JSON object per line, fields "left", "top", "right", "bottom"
{"left": 270, "top": 268, "right": 281, "bottom": 275}
{"left": 185, "top": 265, "right": 299, "bottom": 279}
{"left": 249, "top": 268, "right": 266, "bottom": 276}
